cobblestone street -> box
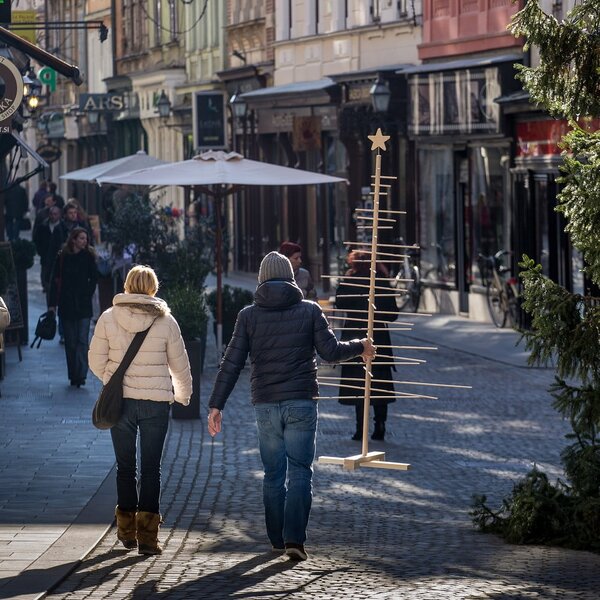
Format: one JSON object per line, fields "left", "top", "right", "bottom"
{"left": 44, "top": 324, "right": 600, "bottom": 599}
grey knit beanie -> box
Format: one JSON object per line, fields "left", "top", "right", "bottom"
{"left": 258, "top": 251, "right": 294, "bottom": 283}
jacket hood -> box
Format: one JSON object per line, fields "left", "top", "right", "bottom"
{"left": 112, "top": 293, "right": 170, "bottom": 333}
{"left": 254, "top": 280, "right": 303, "bottom": 309}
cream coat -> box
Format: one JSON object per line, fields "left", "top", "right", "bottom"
{"left": 89, "top": 293, "right": 192, "bottom": 405}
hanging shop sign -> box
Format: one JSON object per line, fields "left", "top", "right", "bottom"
{"left": 36, "top": 143, "right": 62, "bottom": 163}
{"left": 193, "top": 91, "right": 226, "bottom": 150}
{"left": 0, "top": 56, "right": 24, "bottom": 132}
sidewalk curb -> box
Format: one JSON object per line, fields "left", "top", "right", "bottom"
{"left": 0, "top": 465, "right": 116, "bottom": 600}
{"left": 397, "top": 329, "right": 549, "bottom": 370}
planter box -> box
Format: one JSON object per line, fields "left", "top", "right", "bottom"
{"left": 171, "top": 336, "right": 205, "bottom": 420}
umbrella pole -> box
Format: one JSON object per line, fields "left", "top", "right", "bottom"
{"left": 215, "top": 192, "right": 223, "bottom": 357}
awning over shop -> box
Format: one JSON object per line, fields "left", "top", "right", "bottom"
{"left": 404, "top": 53, "right": 524, "bottom": 137}
{"left": 330, "top": 64, "right": 412, "bottom": 83}
{"left": 242, "top": 78, "right": 336, "bottom": 99}
{"left": 241, "top": 78, "right": 339, "bottom": 108}
{"left": 398, "top": 53, "right": 523, "bottom": 75}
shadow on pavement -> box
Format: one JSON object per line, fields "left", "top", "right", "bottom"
{"left": 0, "top": 549, "right": 145, "bottom": 599}
{"left": 130, "top": 552, "right": 348, "bottom": 599}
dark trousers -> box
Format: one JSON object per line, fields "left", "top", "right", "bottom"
{"left": 110, "top": 399, "right": 170, "bottom": 513}
{"left": 62, "top": 318, "right": 90, "bottom": 384}
{"left": 355, "top": 403, "right": 388, "bottom": 426}
{"left": 5, "top": 218, "right": 20, "bottom": 241}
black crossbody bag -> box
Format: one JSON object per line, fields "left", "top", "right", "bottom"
{"left": 92, "top": 322, "right": 154, "bottom": 430}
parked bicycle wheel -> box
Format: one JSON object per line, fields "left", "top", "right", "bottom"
{"left": 395, "top": 264, "right": 421, "bottom": 313}
{"left": 506, "top": 283, "right": 519, "bottom": 326}
{"left": 486, "top": 279, "right": 507, "bottom": 328}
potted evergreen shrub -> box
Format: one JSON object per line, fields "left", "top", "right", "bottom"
{"left": 206, "top": 284, "right": 254, "bottom": 349}
{"left": 160, "top": 284, "right": 208, "bottom": 420}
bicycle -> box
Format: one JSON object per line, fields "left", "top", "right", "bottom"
{"left": 478, "top": 250, "right": 519, "bottom": 328}
{"left": 394, "top": 243, "right": 421, "bottom": 313}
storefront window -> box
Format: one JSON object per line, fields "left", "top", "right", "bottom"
{"left": 469, "top": 145, "right": 509, "bottom": 284}
{"left": 418, "top": 147, "right": 455, "bottom": 283}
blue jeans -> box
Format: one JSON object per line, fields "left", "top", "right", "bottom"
{"left": 111, "top": 399, "right": 170, "bottom": 514}
{"left": 254, "top": 399, "right": 317, "bottom": 547}
{"left": 62, "top": 318, "right": 90, "bottom": 383}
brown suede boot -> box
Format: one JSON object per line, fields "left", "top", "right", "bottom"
{"left": 115, "top": 507, "right": 137, "bottom": 550}
{"left": 136, "top": 511, "right": 163, "bottom": 555}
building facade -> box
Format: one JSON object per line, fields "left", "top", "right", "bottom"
{"left": 239, "top": 0, "right": 423, "bottom": 286}
{"left": 407, "top": 0, "right": 524, "bottom": 319}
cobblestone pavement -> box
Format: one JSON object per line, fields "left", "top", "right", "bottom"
{"left": 45, "top": 323, "right": 600, "bottom": 599}
{"left": 0, "top": 257, "right": 115, "bottom": 594}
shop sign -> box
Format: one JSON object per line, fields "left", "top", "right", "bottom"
{"left": 408, "top": 67, "right": 501, "bottom": 136}
{"left": 79, "top": 93, "right": 125, "bottom": 112}
{"left": 36, "top": 143, "right": 61, "bottom": 164}
{"left": 0, "top": 56, "right": 24, "bottom": 132}
{"left": 193, "top": 91, "right": 226, "bottom": 150}
{"left": 292, "top": 116, "right": 322, "bottom": 152}
{"left": 11, "top": 10, "right": 37, "bottom": 44}
{"left": 259, "top": 107, "right": 337, "bottom": 134}
{"left": 346, "top": 82, "right": 372, "bottom": 104}
{"left": 38, "top": 67, "right": 57, "bottom": 92}
{"left": 516, "top": 119, "right": 600, "bottom": 157}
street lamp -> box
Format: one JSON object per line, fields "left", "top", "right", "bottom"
{"left": 369, "top": 76, "right": 391, "bottom": 113}
{"left": 229, "top": 88, "right": 248, "bottom": 154}
{"left": 156, "top": 90, "right": 171, "bottom": 121}
{"left": 229, "top": 88, "right": 247, "bottom": 120}
{"left": 23, "top": 69, "right": 42, "bottom": 112}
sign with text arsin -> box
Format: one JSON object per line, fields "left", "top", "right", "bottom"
{"left": 79, "top": 93, "right": 125, "bottom": 112}
{"left": 193, "top": 91, "right": 226, "bottom": 150}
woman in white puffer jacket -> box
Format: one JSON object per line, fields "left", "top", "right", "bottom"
{"left": 89, "top": 265, "right": 192, "bottom": 556}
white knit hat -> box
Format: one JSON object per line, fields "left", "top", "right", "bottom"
{"left": 258, "top": 251, "right": 294, "bottom": 283}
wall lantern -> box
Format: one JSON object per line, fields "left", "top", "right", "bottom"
{"left": 156, "top": 90, "right": 171, "bottom": 120}
{"left": 369, "top": 76, "right": 391, "bottom": 113}
{"left": 23, "top": 69, "right": 42, "bottom": 112}
{"left": 229, "top": 88, "right": 247, "bottom": 120}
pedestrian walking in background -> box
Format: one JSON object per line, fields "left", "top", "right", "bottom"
{"left": 208, "top": 251, "right": 375, "bottom": 561}
{"left": 32, "top": 180, "right": 49, "bottom": 214}
{"left": 48, "top": 227, "right": 98, "bottom": 387}
{"left": 3, "top": 183, "right": 28, "bottom": 241}
{"left": 33, "top": 193, "right": 58, "bottom": 229}
{"left": 279, "top": 241, "right": 318, "bottom": 300}
{"left": 335, "top": 249, "right": 399, "bottom": 441}
{"left": 47, "top": 181, "right": 65, "bottom": 209}
{"left": 88, "top": 265, "right": 192, "bottom": 555}
{"left": 47, "top": 201, "right": 94, "bottom": 267}
{"left": 32, "top": 205, "right": 61, "bottom": 293}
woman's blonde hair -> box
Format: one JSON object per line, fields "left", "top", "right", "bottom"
{"left": 124, "top": 265, "right": 159, "bottom": 296}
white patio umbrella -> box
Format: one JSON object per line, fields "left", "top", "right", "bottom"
{"left": 99, "top": 150, "right": 345, "bottom": 186}
{"left": 101, "top": 150, "right": 348, "bottom": 353}
{"left": 59, "top": 150, "right": 168, "bottom": 183}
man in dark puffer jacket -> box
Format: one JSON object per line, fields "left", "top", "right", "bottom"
{"left": 208, "top": 251, "right": 375, "bottom": 561}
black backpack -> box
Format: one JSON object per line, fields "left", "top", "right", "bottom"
{"left": 31, "top": 311, "right": 57, "bottom": 348}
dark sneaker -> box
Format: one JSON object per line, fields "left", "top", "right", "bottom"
{"left": 285, "top": 543, "right": 308, "bottom": 561}
{"left": 271, "top": 544, "right": 285, "bottom": 553}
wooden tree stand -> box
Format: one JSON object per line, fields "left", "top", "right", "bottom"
{"left": 318, "top": 129, "right": 411, "bottom": 471}
{"left": 318, "top": 130, "right": 470, "bottom": 472}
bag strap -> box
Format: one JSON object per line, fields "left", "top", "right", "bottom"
{"left": 113, "top": 320, "right": 156, "bottom": 379}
